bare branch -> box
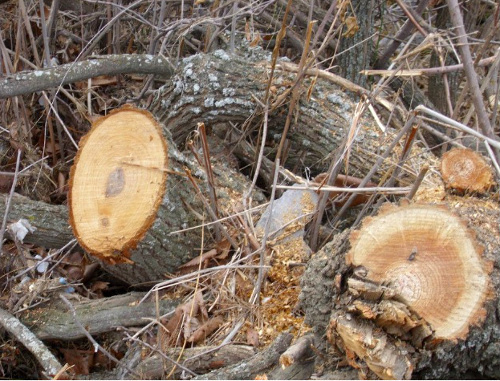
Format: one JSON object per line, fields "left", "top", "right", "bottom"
{"left": 0, "top": 307, "right": 62, "bottom": 377}
{"left": 0, "top": 54, "right": 175, "bottom": 98}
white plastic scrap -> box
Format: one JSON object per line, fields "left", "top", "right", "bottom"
{"left": 8, "top": 219, "right": 36, "bottom": 242}
{"left": 34, "top": 255, "right": 48, "bottom": 273}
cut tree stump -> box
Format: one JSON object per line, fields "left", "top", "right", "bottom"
{"left": 440, "top": 147, "right": 495, "bottom": 194}
{"left": 299, "top": 199, "right": 500, "bottom": 379}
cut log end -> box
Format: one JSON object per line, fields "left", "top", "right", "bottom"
{"left": 69, "top": 105, "right": 168, "bottom": 264}
{"left": 320, "top": 202, "right": 496, "bottom": 379}
{"left": 347, "top": 203, "right": 490, "bottom": 341}
{"left": 440, "top": 147, "right": 495, "bottom": 194}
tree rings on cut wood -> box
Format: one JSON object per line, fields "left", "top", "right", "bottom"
{"left": 300, "top": 200, "right": 499, "bottom": 379}
{"left": 69, "top": 105, "right": 168, "bottom": 264}
{"left": 347, "top": 203, "right": 490, "bottom": 341}
{"left": 440, "top": 147, "right": 495, "bottom": 194}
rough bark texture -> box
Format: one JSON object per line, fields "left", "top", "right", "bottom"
{"left": 0, "top": 55, "right": 174, "bottom": 98}
{"left": 0, "top": 144, "right": 262, "bottom": 286}
{"left": 20, "top": 291, "right": 179, "bottom": 340}
{"left": 134, "top": 345, "right": 257, "bottom": 379}
{"left": 193, "top": 332, "right": 293, "bottom": 380}
{"left": 427, "top": 5, "right": 459, "bottom": 115}
{"left": 336, "top": 0, "right": 374, "bottom": 88}
{"left": 2, "top": 48, "right": 436, "bottom": 285}
{"left": 0, "top": 193, "right": 73, "bottom": 249}
{"left": 94, "top": 128, "right": 264, "bottom": 284}
{"left": 149, "top": 47, "right": 430, "bottom": 186}
{"left": 299, "top": 198, "right": 500, "bottom": 379}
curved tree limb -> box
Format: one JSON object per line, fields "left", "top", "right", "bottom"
{"left": 0, "top": 307, "right": 62, "bottom": 377}
{"left": 0, "top": 54, "right": 175, "bottom": 99}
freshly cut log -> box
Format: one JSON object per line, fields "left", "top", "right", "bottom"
{"left": 300, "top": 200, "right": 500, "bottom": 379}
{"left": 65, "top": 104, "right": 264, "bottom": 284}
{"left": 440, "top": 147, "right": 495, "bottom": 194}
{"left": 69, "top": 105, "right": 168, "bottom": 264}
{"left": 3, "top": 51, "right": 437, "bottom": 284}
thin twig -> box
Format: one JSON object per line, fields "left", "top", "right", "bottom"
{"left": 184, "top": 169, "right": 238, "bottom": 250}
{"left": 374, "top": 0, "right": 430, "bottom": 69}
{"left": 125, "top": 333, "right": 198, "bottom": 377}
{"left": 446, "top": 0, "right": 495, "bottom": 142}
{"left": 276, "top": 185, "right": 412, "bottom": 194}
{"left": 415, "top": 105, "right": 500, "bottom": 150}
{"left": 407, "top": 164, "right": 429, "bottom": 200}
{"left": 0, "top": 150, "right": 22, "bottom": 255}
{"left": 249, "top": 158, "right": 280, "bottom": 305}
{"left": 329, "top": 113, "right": 418, "bottom": 232}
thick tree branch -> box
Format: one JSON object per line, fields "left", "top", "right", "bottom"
{"left": 21, "top": 291, "right": 179, "bottom": 341}
{"left": 0, "top": 54, "right": 175, "bottom": 98}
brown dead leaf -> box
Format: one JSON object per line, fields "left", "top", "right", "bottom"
{"left": 343, "top": 15, "right": 359, "bottom": 37}
{"left": 250, "top": 31, "right": 262, "bottom": 48}
{"left": 0, "top": 174, "right": 13, "bottom": 193}
{"left": 246, "top": 327, "right": 260, "bottom": 347}
{"left": 75, "top": 76, "right": 118, "bottom": 89}
{"left": 60, "top": 348, "right": 94, "bottom": 375}
{"left": 90, "top": 281, "right": 109, "bottom": 297}
{"left": 187, "top": 315, "right": 224, "bottom": 343}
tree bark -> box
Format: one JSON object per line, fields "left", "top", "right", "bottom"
{"left": 299, "top": 198, "right": 500, "bottom": 379}
{"left": 0, "top": 193, "right": 73, "bottom": 249}
{"left": 336, "top": 0, "right": 375, "bottom": 88}
{"left": 2, "top": 49, "right": 435, "bottom": 285}
{"left": 0, "top": 55, "right": 174, "bottom": 98}
{"left": 150, "top": 49, "right": 430, "bottom": 185}
{"left": 193, "top": 332, "right": 293, "bottom": 380}
{"left": 133, "top": 344, "right": 257, "bottom": 379}
{"left": 20, "top": 291, "right": 179, "bottom": 341}
{"left": 68, "top": 105, "right": 264, "bottom": 285}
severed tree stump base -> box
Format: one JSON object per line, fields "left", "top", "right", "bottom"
{"left": 299, "top": 198, "right": 500, "bottom": 379}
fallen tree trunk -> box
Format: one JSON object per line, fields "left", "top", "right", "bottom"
{"left": 299, "top": 198, "right": 500, "bottom": 379}
{"left": 20, "top": 291, "right": 179, "bottom": 341}
{"left": 2, "top": 50, "right": 436, "bottom": 285}
{"left": 148, "top": 49, "right": 426, "bottom": 184}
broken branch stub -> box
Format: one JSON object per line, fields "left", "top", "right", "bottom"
{"left": 69, "top": 105, "right": 168, "bottom": 264}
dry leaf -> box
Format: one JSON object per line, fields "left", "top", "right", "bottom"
{"left": 60, "top": 348, "right": 94, "bottom": 375}
{"left": 187, "top": 315, "right": 224, "bottom": 343}
{"left": 246, "top": 327, "right": 260, "bottom": 347}
{"left": 343, "top": 15, "right": 359, "bottom": 37}
{"left": 250, "top": 31, "right": 262, "bottom": 47}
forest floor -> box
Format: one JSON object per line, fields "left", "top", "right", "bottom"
{"left": 0, "top": 0, "right": 499, "bottom": 379}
